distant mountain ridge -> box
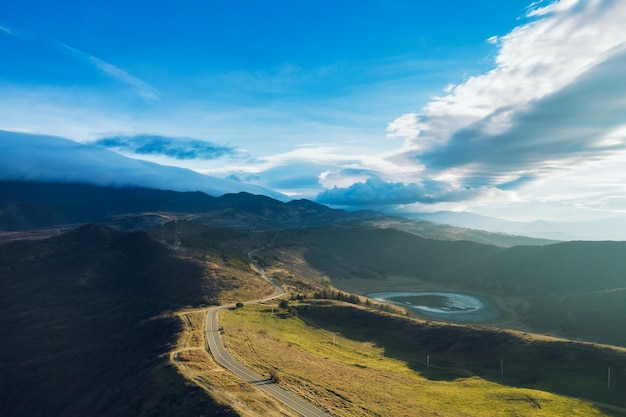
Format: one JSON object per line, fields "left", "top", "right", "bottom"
{"left": 0, "top": 180, "right": 558, "bottom": 247}
{"left": 0, "top": 180, "right": 381, "bottom": 232}
{"left": 408, "top": 211, "right": 626, "bottom": 241}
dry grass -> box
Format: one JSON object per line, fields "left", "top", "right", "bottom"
{"left": 169, "top": 308, "right": 300, "bottom": 417}
{"left": 203, "top": 260, "right": 276, "bottom": 305}
{"left": 218, "top": 303, "right": 620, "bottom": 417}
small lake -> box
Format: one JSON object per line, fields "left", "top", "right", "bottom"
{"left": 367, "top": 291, "right": 501, "bottom": 323}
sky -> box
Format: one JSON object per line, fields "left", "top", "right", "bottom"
{"left": 1, "top": 0, "right": 626, "bottom": 223}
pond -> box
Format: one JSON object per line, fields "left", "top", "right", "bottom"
{"left": 367, "top": 291, "right": 501, "bottom": 323}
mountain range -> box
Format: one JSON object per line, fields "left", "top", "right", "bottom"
{"left": 3, "top": 129, "right": 626, "bottom": 241}
{"left": 0, "top": 180, "right": 556, "bottom": 248}
{"left": 0, "top": 180, "right": 380, "bottom": 231}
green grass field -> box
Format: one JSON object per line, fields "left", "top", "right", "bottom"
{"left": 220, "top": 302, "right": 624, "bottom": 417}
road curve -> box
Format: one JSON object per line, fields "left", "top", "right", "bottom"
{"left": 205, "top": 253, "right": 332, "bottom": 417}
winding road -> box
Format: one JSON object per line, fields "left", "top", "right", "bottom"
{"left": 205, "top": 254, "right": 332, "bottom": 417}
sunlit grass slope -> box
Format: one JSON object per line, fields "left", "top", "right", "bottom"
{"left": 220, "top": 303, "right": 621, "bottom": 417}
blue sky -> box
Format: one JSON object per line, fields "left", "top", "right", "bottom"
{"left": 1, "top": 0, "right": 626, "bottom": 222}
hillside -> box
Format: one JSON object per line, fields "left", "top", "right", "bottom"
{"left": 275, "top": 225, "right": 626, "bottom": 296}
{"left": 0, "top": 224, "right": 238, "bottom": 417}
{"left": 456, "top": 240, "right": 626, "bottom": 293}
{"left": 3, "top": 217, "right": 626, "bottom": 415}
{"left": 302, "top": 225, "right": 503, "bottom": 281}
{"left": 294, "top": 302, "right": 626, "bottom": 412}
{"left": 268, "top": 226, "right": 626, "bottom": 346}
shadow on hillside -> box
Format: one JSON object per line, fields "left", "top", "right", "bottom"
{"left": 0, "top": 225, "right": 236, "bottom": 417}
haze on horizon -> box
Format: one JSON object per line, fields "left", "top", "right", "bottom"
{"left": 1, "top": 0, "right": 626, "bottom": 225}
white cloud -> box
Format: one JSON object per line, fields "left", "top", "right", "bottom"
{"left": 379, "top": 0, "right": 626, "bottom": 217}
{"left": 388, "top": 0, "right": 626, "bottom": 154}
{"left": 0, "top": 24, "right": 14, "bottom": 35}
{"left": 486, "top": 36, "right": 499, "bottom": 45}
{"left": 526, "top": 0, "right": 580, "bottom": 17}
{"left": 59, "top": 43, "right": 160, "bottom": 101}
{"left": 584, "top": 196, "right": 626, "bottom": 213}
{"left": 386, "top": 113, "right": 421, "bottom": 142}
{"left": 0, "top": 22, "right": 159, "bottom": 102}
{"left": 197, "top": 144, "right": 425, "bottom": 199}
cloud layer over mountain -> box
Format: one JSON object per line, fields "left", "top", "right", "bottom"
{"left": 2, "top": 1, "right": 626, "bottom": 222}
{"left": 0, "top": 130, "right": 283, "bottom": 199}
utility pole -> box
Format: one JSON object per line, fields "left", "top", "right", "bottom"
{"left": 608, "top": 366, "right": 611, "bottom": 388}
{"left": 427, "top": 355, "right": 430, "bottom": 369}
{"left": 500, "top": 359, "right": 504, "bottom": 377}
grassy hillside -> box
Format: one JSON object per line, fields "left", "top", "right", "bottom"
{"left": 445, "top": 241, "right": 626, "bottom": 346}
{"left": 288, "top": 226, "right": 626, "bottom": 295}
{"left": 0, "top": 224, "right": 239, "bottom": 417}
{"left": 277, "top": 225, "right": 502, "bottom": 282}
{"left": 4, "top": 215, "right": 626, "bottom": 415}
{"left": 518, "top": 289, "right": 626, "bottom": 346}
{"left": 299, "top": 302, "right": 626, "bottom": 407}
{"left": 456, "top": 241, "right": 626, "bottom": 294}
{"left": 219, "top": 301, "right": 626, "bottom": 416}
{"left": 266, "top": 226, "right": 626, "bottom": 347}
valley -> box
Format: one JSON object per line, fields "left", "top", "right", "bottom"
{"left": 260, "top": 225, "right": 626, "bottom": 348}
{"left": 3, "top": 182, "right": 626, "bottom": 416}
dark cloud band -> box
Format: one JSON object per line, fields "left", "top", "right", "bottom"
{"left": 94, "top": 134, "right": 236, "bottom": 160}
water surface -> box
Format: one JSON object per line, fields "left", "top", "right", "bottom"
{"left": 368, "top": 291, "right": 500, "bottom": 323}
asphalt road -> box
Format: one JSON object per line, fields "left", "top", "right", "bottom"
{"left": 205, "top": 254, "right": 332, "bottom": 417}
